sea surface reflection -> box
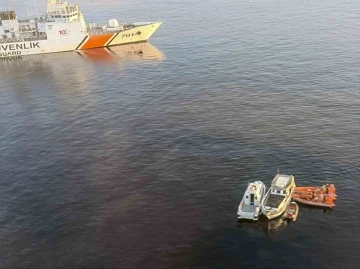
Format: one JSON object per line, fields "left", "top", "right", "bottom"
{"left": 0, "top": 0, "right": 359, "bottom": 268}
{"left": 0, "top": 42, "right": 164, "bottom": 69}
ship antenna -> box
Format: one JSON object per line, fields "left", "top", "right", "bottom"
{"left": 25, "top": 1, "right": 31, "bottom": 17}
{"left": 5, "top": 0, "right": 13, "bottom": 34}
{"left": 33, "top": 0, "right": 39, "bottom": 19}
{"left": 5, "top": 0, "right": 10, "bottom": 12}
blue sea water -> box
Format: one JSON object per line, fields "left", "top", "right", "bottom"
{"left": 0, "top": 0, "right": 359, "bottom": 268}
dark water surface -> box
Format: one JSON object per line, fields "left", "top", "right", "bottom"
{"left": 0, "top": 0, "right": 359, "bottom": 268}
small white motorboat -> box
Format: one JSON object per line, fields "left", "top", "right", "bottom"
{"left": 237, "top": 180, "right": 266, "bottom": 220}
{"left": 282, "top": 201, "right": 299, "bottom": 221}
{"left": 261, "top": 173, "right": 296, "bottom": 220}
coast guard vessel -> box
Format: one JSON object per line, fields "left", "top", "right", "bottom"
{"left": 0, "top": 0, "right": 162, "bottom": 57}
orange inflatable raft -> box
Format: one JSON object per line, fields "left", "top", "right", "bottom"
{"left": 292, "top": 184, "right": 337, "bottom": 208}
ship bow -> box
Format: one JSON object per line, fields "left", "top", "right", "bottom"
{"left": 108, "top": 22, "right": 163, "bottom": 47}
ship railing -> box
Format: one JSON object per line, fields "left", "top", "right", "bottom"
{"left": 0, "top": 38, "right": 24, "bottom": 43}
{"left": 0, "top": 35, "right": 48, "bottom": 43}
{"left": 88, "top": 29, "right": 123, "bottom": 36}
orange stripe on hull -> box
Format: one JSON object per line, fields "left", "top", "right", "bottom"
{"left": 80, "top": 34, "right": 114, "bottom": 50}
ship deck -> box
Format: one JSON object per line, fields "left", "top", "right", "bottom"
{"left": 271, "top": 174, "right": 294, "bottom": 189}
{"left": 88, "top": 28, "right": 122, "bottom": 35}
{"left": 88, "top": 24, "right": 136, "bottom": 36}
{"left": 0, "top": 36, "right": 47, "bottom": 44}
{"left": 265, "top": 194, "right": 284, "bottom": 208}
{"left": 241, "top": 204, "right": 256, "bottom": 213}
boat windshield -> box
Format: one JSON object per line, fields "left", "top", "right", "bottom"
{"left": 265, "top": 194, "right": 284, "bottom": 208}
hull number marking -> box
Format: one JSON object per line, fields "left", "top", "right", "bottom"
{"left": 121, "top": 31, "right": 142, "bottom": 38}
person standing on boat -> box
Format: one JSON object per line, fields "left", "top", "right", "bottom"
{"left": 325, "top": 184, "right": 329, "bottom": 194}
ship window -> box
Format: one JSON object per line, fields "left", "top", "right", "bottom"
{"left": 246, "top": 196, "right": 248, "bottom": 199}
{"left": 250, "top": 194, "right": 254, "bottom": 205}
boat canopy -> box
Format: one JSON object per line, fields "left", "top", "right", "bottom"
{"left": 271, "top": 174, "right": 293, "bottom": 190}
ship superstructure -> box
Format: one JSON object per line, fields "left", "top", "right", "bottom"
{"left": 0, "top": 0, "right": 162, "bottom": 57}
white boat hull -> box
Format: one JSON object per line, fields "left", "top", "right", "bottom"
{"left": 0, "top": 22, "right": 162, "bottom": 58}
{"left": 238, "top": 205, "right": 261, "bottom": 220}
{"left": 261, "top": 190, "right": 295, "bottom": 220}
{"left": 263, "top": 206, "right": 288, "bottom": 220}
{"left": 282, "top": 202, "right": 299, "bottom": 222}
{"left": 261, "top": 174, "right": 296, "bottom": 220}
{"left": 237, "top": 181, "right": 266, "bottom": 221}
